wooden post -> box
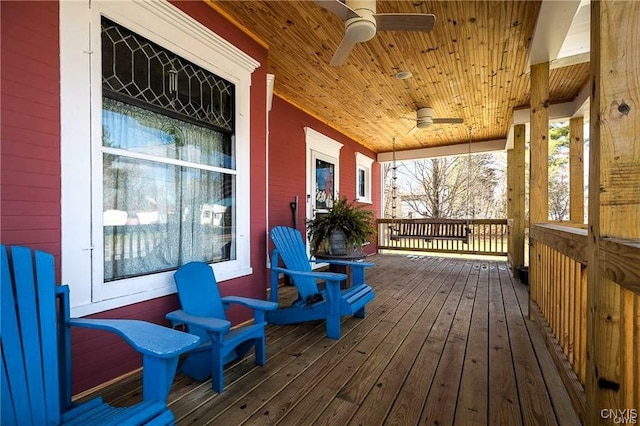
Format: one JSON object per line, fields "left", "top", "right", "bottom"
{"left": 529, "top": 61, "right": 549, "bottom": 317}
{"left": 530, "top": 61, "right": 550, "bottom": 225}
{"left": 569, "top": 117, "right": 584, "bottom": 224}
{"left": 507, "top": 124, "right": 526, "bottom": 276}
{"left": 507, "top": 146, "right": 514, "bottom": 269}
{"left": 587, "top": 1, "right": 640, "bottom": 425}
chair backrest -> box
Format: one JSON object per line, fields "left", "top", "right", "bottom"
{"left": 1, "top": 245, "right": 65, "bottom": 425}
{"left": 174, "top": 262, "right": 227, "bottom": 341}
{"left": 270, "top": 226, "right": 319, "bottom": 300}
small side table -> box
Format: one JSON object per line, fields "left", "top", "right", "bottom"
{"left": 314, "top": 252, "right": 367, "bottom": 289}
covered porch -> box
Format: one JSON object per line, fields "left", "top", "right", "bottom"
{"left": 87, "top": 254, "right": 579, "bottom": 425}
{"left": 1, "top": 0, "right": 638, "bottom": 424}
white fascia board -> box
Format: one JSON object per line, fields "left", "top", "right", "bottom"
{"left": 377, "top": 139, "right": 507, "bottom": 163}
{"left": 527, "top": 0, "right": 581, "bottom": 68}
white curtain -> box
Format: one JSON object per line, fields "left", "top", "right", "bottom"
{"left": 102, "top": 98, "right": 235, "bottom": 281}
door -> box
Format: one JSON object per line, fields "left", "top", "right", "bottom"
{"left": 304, "top": 127, "right": 343, "bottom": 261}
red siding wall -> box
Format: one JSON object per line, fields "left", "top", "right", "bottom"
{"left": 268, "top": 95, "right": 380, "bottom": 254}
{"left": 1, "top": 1, "right": 61, "bottom": 263}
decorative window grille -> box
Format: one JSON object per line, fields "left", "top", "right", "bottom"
{"left": 101, "top": 18, "right": 235, "bottom": 132}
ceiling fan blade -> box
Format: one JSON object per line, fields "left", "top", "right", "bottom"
{"left": 374, "top": 13, "right": 435, "bottom": 32}
{"left": 330, "top": 37, "right": 356, "bottom": 66}
{"left": 407, "top": 126, "right": 418, "bottom": 135}
{"left": 432, "top": 118, "right": 464, "bottom": 124}
{"left": 314, "top": 0, "right": 360, "bottom": 20}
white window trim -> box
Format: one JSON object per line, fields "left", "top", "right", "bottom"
{"left": 355, "top": 152, "right": 374, "bottom": 203}
{"left": 61, "top": 0, "right": 260, "bottom": 316}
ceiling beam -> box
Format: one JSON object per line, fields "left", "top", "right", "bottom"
{"left": 505, "top": 83, "right": 590, "bottom": 149}
{"left": 377, "top": 139, "right": 507, "bottom": 163}
{"left": 528, "top": 0, "right": 582, "bottom": 67}
{"left": 550, "top": 52, "right": 590, "bottom": 70}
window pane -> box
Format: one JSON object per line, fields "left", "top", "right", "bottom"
{"left": 358, "top": 168, "right": 366, "bottom": 198}
{"left": 103, "top": 97, "right": 234, "bottom": 169}
{"left": 315, "top": 158, "right": 335, "bottom": 210}
{"left": 103, "top": 153, "right": 235, "bottom": 281}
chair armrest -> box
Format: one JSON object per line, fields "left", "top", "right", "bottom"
{"left": 311, "top": 258, "right": 374, "bottom": 268}
{"left": 166, "top": 310, "right": 231, "bottom": 333}
{"left": 68, "top": 318, "right": 200, "bottom": 358}
{"left": 271, "top": 266, "right": 347, "bottom": 282}
{"left": 221, "top": 296, "right": 278, "bottom": 311}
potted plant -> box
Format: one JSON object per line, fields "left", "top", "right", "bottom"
{"left": 306, "top": 196, "right": 376, "bottom": 256}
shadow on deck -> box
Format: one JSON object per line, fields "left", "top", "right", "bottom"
{"left": 92, "top": 254, "right": 580, "bottom": 425}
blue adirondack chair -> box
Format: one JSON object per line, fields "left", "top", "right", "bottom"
{"left": 166, "top": 262, "right": 278, "bottom": 393}
{"left": 1, "top": 245, "right": 200, "bottom": 426}
{"left": 267, "top": 226, "right": 375, "bottom": 340}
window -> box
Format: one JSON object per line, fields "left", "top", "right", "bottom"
{"left": 60, "top": 0, "right": 259, "bottom": 315}
{"left": 357, "top": 168, "right": 366, "bottom": 199}
{"left": 355, "top": 152, "right": 374, "bottom": 203}
{"left": 101, "top": 19, "right": 236, "bottom": 282}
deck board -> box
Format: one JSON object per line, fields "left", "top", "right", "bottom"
{"left": 498, "top": 262, "right": 559, "bottom": 425}
{"left": 92, "top": 254, "right": 579, "bottom": 425}
{"left": 488, "top": 262, "right": 522, "bottom": 425}
{"left": 421, "top": 259, "right": 477, "bottom": 426}
{"left": 454, "top": 259, "right": 489, "bottom": 425}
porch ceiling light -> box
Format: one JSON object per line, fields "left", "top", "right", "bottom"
{"left": 395, "top": 71, "right": 412, "bottom": 80}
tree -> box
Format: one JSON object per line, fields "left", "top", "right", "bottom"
{"left": 382, "top": 162, "right": 395, "bottom": 218}
{"left": 390, "top": 153, "right": 504, "bottom": 219}
{"left": 398, "top": 157, "right": 465, "bottom": 218}
{"left": 548, "top": 122, "right": 570, "bottom": 220}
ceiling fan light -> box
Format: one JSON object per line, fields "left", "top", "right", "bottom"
{"left": 344, "top": 17, "right": 377, "bottom": 43}
{"left": 416, "top": 118, "right": 433, "bottom": 128}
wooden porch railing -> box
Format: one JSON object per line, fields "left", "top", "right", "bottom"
{"left": 529, "top": 223, "right": 640, "bottom": 423}
{"left": 377, "top": 218, "right": 508, "bottom": 256}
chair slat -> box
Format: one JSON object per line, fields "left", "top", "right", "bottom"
{"left": 1, "top": 350, "right": 18, "bottom": 425}
{"left": 35, "top": 249, "right": 62, "bottom": 423}
{"left": 1, "top": 246, "right": 37, "bottom": 425}
{"left": 11, "top": 246, "right": 48, "bottom": 425}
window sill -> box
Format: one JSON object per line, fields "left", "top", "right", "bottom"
{"left": 71, "top": 266, "right": 253, "bottom": 317}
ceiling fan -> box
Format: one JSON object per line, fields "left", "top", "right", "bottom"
{"left": 314, "top": 0, "right": 436, "bottom": 66}
{"left": 404, "top": 107, "right": 464, "bottom": 135}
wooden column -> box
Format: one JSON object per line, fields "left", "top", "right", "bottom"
{"left": 529, "top": 62, "right": 550, "bottom": 225}
{"left": 529, "top": 61, "right": 549, "bottom": 316}
{"left": 569, "top": 116, "right": 584, "bottom": 223}
{"left": 587, "top": 1, "right": 640, "bottom": 424}
{"left": 507, "top": 124, "right": 526, "bottom": 276}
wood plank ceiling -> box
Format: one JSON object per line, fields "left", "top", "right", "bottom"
{"left": 210, "top": 0, "right": 590, "bottom": 154}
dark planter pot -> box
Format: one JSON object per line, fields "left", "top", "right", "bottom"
{"left": 517, "top": 266, "right": 529, "bottom": 285}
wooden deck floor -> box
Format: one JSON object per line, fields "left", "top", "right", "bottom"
{"left": 96, "top": 254, "right": 580, "bottom": 425}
